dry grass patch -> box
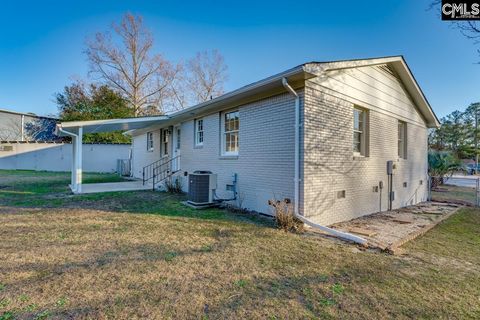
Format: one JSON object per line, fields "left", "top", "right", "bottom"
{"left": 0, "top": 170, "right": 479, "bottom": 319}
{"left": 0, "top": 207, "right": 479, "bottom": 319}
{"left": 269, "top": 199, "right": 304, "bottom": 233}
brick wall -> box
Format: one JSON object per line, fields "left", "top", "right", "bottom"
{"left": 302, "top": 65, "right": 429, "bottom": 225}
{"left": 129, "top": 63, "right": 430, "bottom": 224}
{"left": 130, "top": 92, "right": 302, "bottom": 215}
{"left": 179, "top": 92, "right": 302, "bottom": 214}
{"left": 131, "top": 130, "right": 161, "bottom": 178}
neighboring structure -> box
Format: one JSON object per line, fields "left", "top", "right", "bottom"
{"left": 0, "top": 108, "right": 58, "bottom": 141}
{"left": 0, "top": 142, "right": 130, "bottom": 173}
{"left": 56, "top": 56, "right": 440, "bottom": 225}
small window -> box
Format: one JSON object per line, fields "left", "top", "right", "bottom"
{"left": 222, "top": 111, "right": 239, "bottom": 156}
{"left": 353, "top": 107, "right": 368, "bottom": 156}
{"left": 146, "top": 132, "right": 154, "bottom": 152}
{"left": 176, "top": 128, "right": 181, "bottom": 150}
{"left": 162, "top": 129, "right": 169, "bottom": 156}
{"left": 398, "top": 121, "right": 407, "bottom": 159}
{"left": 195, "top": 119, "right": 204, "bottom": 146}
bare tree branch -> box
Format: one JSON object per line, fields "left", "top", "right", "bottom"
{"left": 430, "top": 1, "right": 480, "bottom": 59}
{"left": 85, "top": 13, "right": 177, "bottom": 115}
{"left": 85, "top": 13, "right": 229, "bottom": 115}
{"left": 171, "top": 50, "right": 228, "bottom": 107}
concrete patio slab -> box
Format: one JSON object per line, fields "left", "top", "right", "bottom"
{"left": 79, "top": 180, "right": 151, "bottom": 194}
{"left": 329, "top": 202, "right": 461, "bottom": 254}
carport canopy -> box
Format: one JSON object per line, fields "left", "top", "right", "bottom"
{"left": 56, "top": 116, "right": 168, "bottom": 136}
{"left": 55, "top": 116, "right": 168, "bottom": 193}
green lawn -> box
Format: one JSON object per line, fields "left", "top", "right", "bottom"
{"left": 0, "top": 170, "right": 257, "bottom": 221}
{"left": 431, "top": 184, "right": 476, "bottom": 205}
{"left": 0, "top": 170, "right": 479, "bottom": 319}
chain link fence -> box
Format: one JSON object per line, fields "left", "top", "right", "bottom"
{"left": 429, "top": 175, "right": 480, "bottom": 206}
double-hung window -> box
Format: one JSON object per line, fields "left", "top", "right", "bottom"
{"left": 146, "top": 132, "right": 154, "bottom": 152}
{"left": 398, "top": 121, "right": 407, "bottom": 159}
{"left": 222, "top": 111, "right": 239, "bottom": 156}
{"left": 161, "top": 129, "right": 169, "bottom": 157}
{"left": 195, "top": 119, "right": 204, "bottom": 146}
{"left": 176, "top": 128, "right": 181, "bottom": 150}
{"left": 353, "top": 107, "right": 368, "bottom": 156}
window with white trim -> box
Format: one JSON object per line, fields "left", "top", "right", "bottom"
{"left": 195, "top": 119, "right": 204, "bottom": 146}
{"left": 398, "top": 121, "right": 407, "bottom": 159}
{"left": 146, "top": 132, "right": 154, "bottom": 152}
{"left": 222, "top": 110, "right": 239, "bottom": 156}
{"left": 176, "top": 128, "right": 181, "bottom": 150}
{"left": 161, "top": 129, "right": 169, "bottom": 156}
{"left": 353, "top": 107, "right": 368, "bottom": 156}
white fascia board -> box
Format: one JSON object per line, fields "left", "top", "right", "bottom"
{"left": 56, "top": 116, "right": 169, "bottom": 136}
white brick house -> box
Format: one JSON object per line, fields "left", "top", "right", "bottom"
{"left": 57, "top": 56, "right": 439, "bottom": 226}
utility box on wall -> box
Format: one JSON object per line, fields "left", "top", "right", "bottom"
{"left": 386, "top": 160, "right": 394, "bottom": 175}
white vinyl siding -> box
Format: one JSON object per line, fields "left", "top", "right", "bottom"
{"left": 195, "top": 119, "right": 204, "bottom": 146}
{"left": 222, "top": 111, "right": 239, "bottom": 156}
{"left": 311, "top": 64, "right": 426, "bottom": 127}
{"left": 146, "top": 132, "right": 154, "bottom": 152}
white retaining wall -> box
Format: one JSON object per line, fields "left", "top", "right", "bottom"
{"left": 0, "top": 143, "right": 131, "bottom": 173}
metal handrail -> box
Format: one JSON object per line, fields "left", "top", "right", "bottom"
{"left": 143, "top": 158, "right": 168, "bottom": 185}
{"left": 143, "top": 155, "right": 181, "bottom": 190}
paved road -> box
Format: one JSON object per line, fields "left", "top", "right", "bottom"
{"left": 445, "top": 176, "right": 479, "bottom": 188}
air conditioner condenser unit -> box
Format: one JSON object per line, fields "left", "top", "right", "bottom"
{"left": 187, "top": 171, "right": 217, "bottom": 206}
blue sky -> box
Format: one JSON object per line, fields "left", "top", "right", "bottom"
{"left": 0, "top": 0, "right": 478, "bottom": 118}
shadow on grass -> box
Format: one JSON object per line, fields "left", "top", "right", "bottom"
{"left": 0, "top": 170, "right": 273, "bottom": 226}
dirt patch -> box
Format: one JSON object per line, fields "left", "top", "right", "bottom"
{"left": 330, "top": 202, "right": 461, "bottom": 254}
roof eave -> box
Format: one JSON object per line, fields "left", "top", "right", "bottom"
{"left": 391, "top": 59, "right": 440, "bottom": 128}
{"left": 129, "top": 65, "right": 315, "bottom": 136}
{"left": 56, "top": 116, "right": 170, "bottom": 136}
{"left": 316, "top": 56, "right": 440, "bottom": 129}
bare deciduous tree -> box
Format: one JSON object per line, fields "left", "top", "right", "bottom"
{"left": 85, "top": 13, "right": 178, "bottom": 116}
{"left": 185, "top": 50, "right": 228, "bottom": 104}
{"left": 430, "top": 1, "right": 480, "bottom": 57}
{"left": 169, "top": 50, "right": 228, "bottom": 110}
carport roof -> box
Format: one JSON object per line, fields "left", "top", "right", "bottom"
{"left": 55, "top": 115, "right": 169, "bottom": 136}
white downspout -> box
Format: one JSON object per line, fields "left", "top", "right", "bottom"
{"left": 282, "top": 78, "right": 367, "bottom": 245}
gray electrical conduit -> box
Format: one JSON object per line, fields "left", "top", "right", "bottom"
{"left": 282, "top": 77, "right": 367, "bottom": 245}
